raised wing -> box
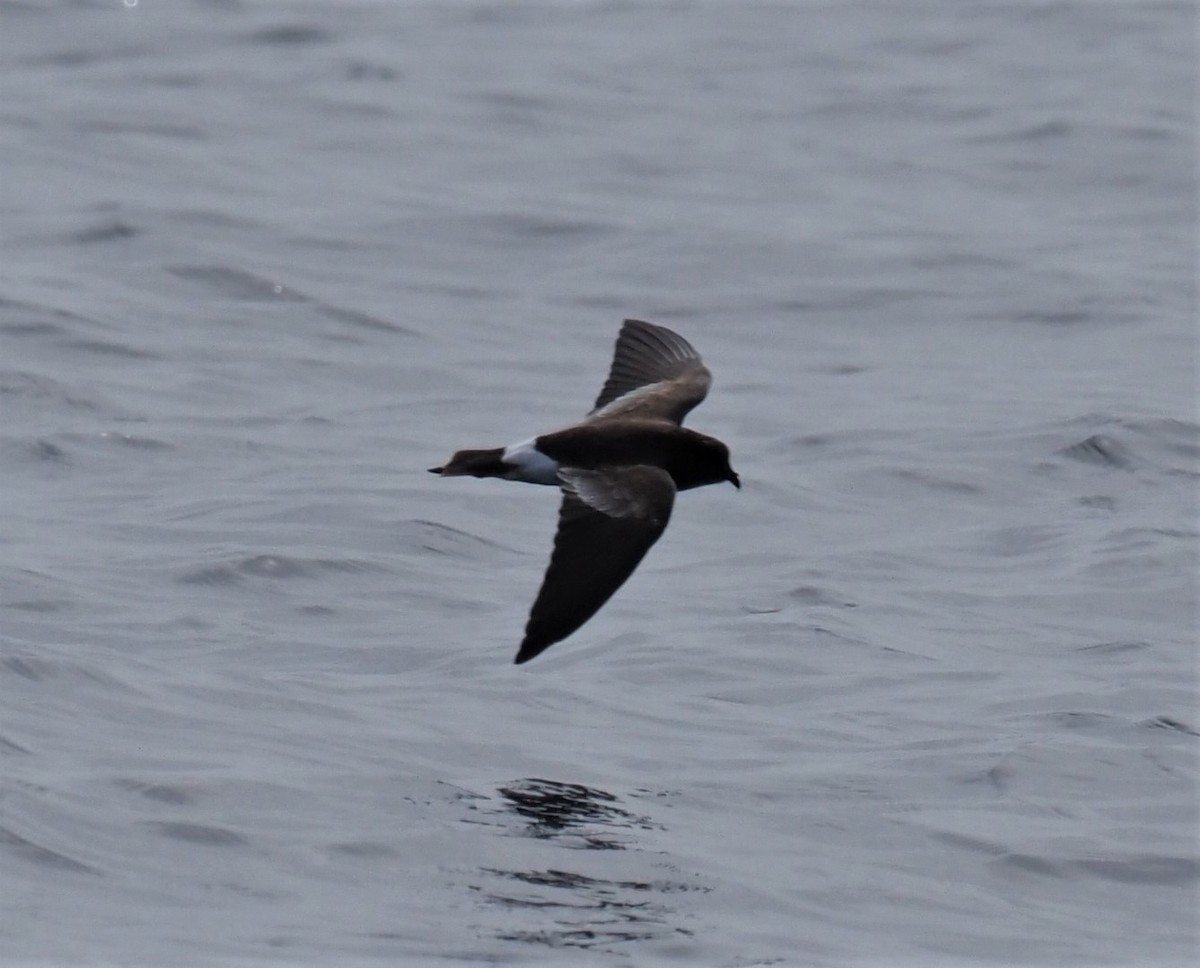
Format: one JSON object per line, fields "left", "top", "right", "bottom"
{"left": 515, "top": 466, "right": 676, "bottom": 664}
{"left": 587, "top": 319, "right": 711, "bottom": 426}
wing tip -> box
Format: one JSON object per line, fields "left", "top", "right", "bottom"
{"left": 514, "top": 637, "right": 548, "bottom": 664}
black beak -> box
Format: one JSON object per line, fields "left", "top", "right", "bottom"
{"left": 728, "top": 470, "right": 741, "bottom": 489}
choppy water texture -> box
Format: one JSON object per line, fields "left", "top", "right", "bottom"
{"left": 2, "top": 1, "right": 1196, "bottom": 965}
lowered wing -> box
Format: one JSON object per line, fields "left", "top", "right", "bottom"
{"left": 515, "top": 465, "right": 676, "bottom": 664}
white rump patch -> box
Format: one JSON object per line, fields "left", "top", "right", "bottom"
{"left": 501, "top": 438, "right": 560, "bottom": 485}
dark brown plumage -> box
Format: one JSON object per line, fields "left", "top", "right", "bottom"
{"left": 430, "top": 319, "right": 739, "bottom": 663}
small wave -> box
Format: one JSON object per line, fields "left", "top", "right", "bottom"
{"left": 1059, "top": 434, "right": 1133, "bottom": 469}
{"left": 0, "top": 298, "right": 98, "bottom": 342}
{"left": 28, "top": 438, "right": 69, "bottom": 463}
{"left": 999, "top": 852, "right": 1200, "bottom": 887}
{"left": 1012, "top": 309, "right": 1094, "bottom": 325}
{"left": 61, "top": 338, "right": 160, "bottom": 360}
{"left": 1141, "top": 716, "right": 1200, "bottom": 737}
{"left": 72, "top": 219, "right": 140, "bottom": 244}
{"left": 117, "top": 779, "right": 196, "bottom": 806}
{"left": 167, "top": 265, "right": 306, "bottom": 302}
{"left": 177, "top": 554, "right": 384, "bottom": 586}
{"left": 145, "top": 821, "right": 248, "bottom": 847}
{"left": 11, "top": 431, "right": 173, "bottom": 466}
{"left": 1056, "top": 416, "right": 1200, "bottom": 476}
{"left": 968, "top": 119, "right": 1073, "bottom": 143}
{"left": 318, "top": 303, "right": 417, "bottom": 336}
{"left": 0, "top": 825, "right": 100, "bottom": 875}
{"left": 1072, "top": 640, "right": 1152, "bottom": 655}
{"left": 245, "top": 24, "right": 334, "bottom": 46}
{"left": 401, "top": 519, "right": 519, "bottom": 559}
{"left": 72, "top": 119, "right": 206, "bottom": 140}
{"left": 95, "top": 431, "right": 173, "bottom": 450}
{"left": 474, "top": 212, "right": 617, "bottom": 243}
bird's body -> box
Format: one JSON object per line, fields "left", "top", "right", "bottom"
{"left": 430, "top": 319, "right": 738, "bottom": 664}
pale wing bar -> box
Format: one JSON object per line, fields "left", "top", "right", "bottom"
{"left": 588, "top": 319, "right": 711, "bottom": 424}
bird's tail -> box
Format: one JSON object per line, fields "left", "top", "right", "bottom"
{"left": 428, "top": 447, "right": 513, "bottom": 478}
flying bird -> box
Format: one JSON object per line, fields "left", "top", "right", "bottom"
{"left": 429, "top": 319, "right": 739, "bottom": 663}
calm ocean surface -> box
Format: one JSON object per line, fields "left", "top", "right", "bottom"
{"left": 2, "top": 1, "right": 1196, "bottom": 965}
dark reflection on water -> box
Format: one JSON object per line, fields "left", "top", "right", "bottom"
{"left": 474, "top": 866, "right": 699, "bottom": 951}
{"left": 470, "top": 779, "right": 697, "bottom": 951}
{"left": 496, "top": 777, "right": 656, "bottom": 847}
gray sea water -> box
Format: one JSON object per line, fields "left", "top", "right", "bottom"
{"left": 2, "top": 1, "right": 1196, "bottom": 965}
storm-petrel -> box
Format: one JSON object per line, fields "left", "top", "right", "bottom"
{"left": 430, "top": 319, "right": 739, "bottom": 663}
